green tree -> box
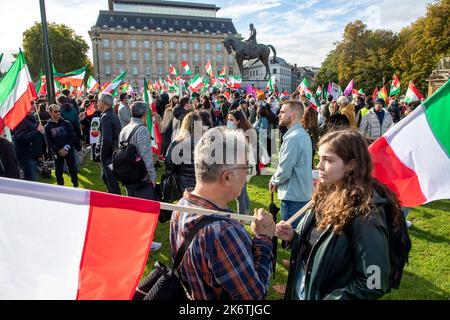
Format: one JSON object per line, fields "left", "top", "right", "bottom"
{"left": 22, "top": 22, "right": 92, "bottom": 81}
{"left": 391, "top": 0, "right": 450, "bottom": 93}
{"left": 316, "top": 50, "right": 339, "bottom": 86}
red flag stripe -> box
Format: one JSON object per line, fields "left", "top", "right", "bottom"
{"left": 2, "top": 82, "right": 35, "bottom": 130}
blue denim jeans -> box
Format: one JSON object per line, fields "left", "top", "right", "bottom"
{"left": 20, "top": 159, "right": 38, "bottom": 182}
{"left": 236, "top": 183, "right": 250, "bottom": 215}
{"left": 281, "top": 200, "right": 309, "bottom": 230}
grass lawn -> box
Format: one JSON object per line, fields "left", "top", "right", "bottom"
{"left": 39, "top": 156, "right": 449, "bottom": 300}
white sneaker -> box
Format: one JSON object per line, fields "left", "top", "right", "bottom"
{"left": 406, "top": 221, "right": 413, "bottom": 228}
{"left": 151, "top": 242, "right": 162, "bottom": 251}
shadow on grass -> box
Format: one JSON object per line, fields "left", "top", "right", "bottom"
{"left": 409, "top": 225, "right": 450, "bottom": 245}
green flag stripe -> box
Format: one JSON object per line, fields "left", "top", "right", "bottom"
{"left": 0, "top": 52, "right": 26, "bottom": 105}
{"left": 423, "top": 79, "right": 450, "bottom": 156}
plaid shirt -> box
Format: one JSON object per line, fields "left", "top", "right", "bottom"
{"left": 170, "top": 190, "right": 274, "bottom": 300}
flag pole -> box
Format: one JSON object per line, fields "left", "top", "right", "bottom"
{"left": 39, "top": 0, "right": 55, "bottom": 104}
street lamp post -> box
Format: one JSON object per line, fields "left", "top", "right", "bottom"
{"left": 92, "top": 31, "right": 101, "bottom": 85}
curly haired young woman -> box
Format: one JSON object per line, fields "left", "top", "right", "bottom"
{"left": 275, "top": 130, "right": 403, "bottom": 300}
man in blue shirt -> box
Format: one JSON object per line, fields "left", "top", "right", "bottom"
{"left": 270, "top": 100, "right": 313, "bottom": 229}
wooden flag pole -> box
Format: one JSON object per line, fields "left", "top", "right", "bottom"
{"left": 286, "top": 201, "right": 313, "bottom": 225}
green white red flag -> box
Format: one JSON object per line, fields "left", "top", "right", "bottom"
{"left": 87, "top": 76, "right": 99, "bottom": 93}
{"left": 102, "top": 70, "right": 127, "bottom": 95}
{"left": 298, "top": 78, "right": 312, "bottom": 98}
{"left": 181, "top": 60, "right": 192, "bottom": 75}
{"left": 404, "top": 81, "right": 424, "bottom": 104}
{"left": 369, "top": 79, "right": 450, "bottom": 207}
{"left": 0, "top": 50, "right": 36, "bottom": 132}
{"left": 0, "top": 177, "right": 160, "bottom": 299}
{"left": 53, "top": 66, "right": 87, "bottom": 88}
{"left": 227, "top": 76, "right": 242, "bottom": 89}
{"left": 144, "top": 78, "right": 162, "bottom": 155}
{"left": 169, "top": 65, "right": 179, "bottom": 77}
{"left": 206, "top": 61, "right": 214, "bottom": 77}
{"left": 189, "top": 74, "right": 204, "bottom": 92}
{"left": 389, "top": 74, "right": 401, "bottom": 97}
{"left": 266, "top": 77, "right": 274, "bottom": 93}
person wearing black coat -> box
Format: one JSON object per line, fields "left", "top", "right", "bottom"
{"left": 0, "top": 137, "right": 20, "bottom": 179}
{"left": 13, "top": 112, "right": 44, "bottom": 181}
{"left": 157, "top": 92, "right": 170, "bottom": 118}
{"left": 44, "top": 104, "right": 78, "bottom": 188}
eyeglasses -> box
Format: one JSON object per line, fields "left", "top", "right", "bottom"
{"left": 233, "top": 165, "right": 253, "bottom": 175}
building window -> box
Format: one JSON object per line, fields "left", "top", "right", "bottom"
{"left": 117, "top": 51, "right": 124, "bottom": 60}
{"left": 116, "top": 39, "right": 123, "bottom": 48}
{"left": 144, "top": 52, "right": 150, "bottom": 61}
{"left": 229, "top": 67, "right": 234, "bottom": 76}
{"left": 156, "top": 41, "right": 163, "bottom": 49}
{"left": 145, "top": 66, "right": 151, "bottom": 77}
{"left": 169, "top": 53, "right": 176, "bottom": 62}
{"left": 194, "top": 42, "right": 200, "bottom": 51}
{"left": 216, "top": 55, "right": 222, "bottom": 63}
{"left": 102, "top": 39, "right": 110, "bottom": 48}
{"left": 103, "top": 51, "right": 111, "bottom": 60}
{"left": 169, "top": 41, "right": 176, "bottom": 49}
{"left": 157, "top": 52, "right": 163, "bottom": 61}
{"left": 181, "top": 42, "right": 188, "bottom": 50}
{"left": 195, "top": 66, "right": 200, "bottom": 75}
{"left": 158, "top": 67, "right": 164, "bottom": 75}
{"left": 273, "top": 69, "right": 277, "bottom": 74}
{"left": 131, "top": 52, "right": 138, "bottom": 61}
{"left": 205, "top": 42, "right": 211, "bottom": 51}
{"left": 205, "top": 54, "right": 211, "bottom": 62}
{"left": 194, "top": 54, "right": 200, "bottom": 62}
{"left": 130, "top": 39, "right": 137, "bottom": 48}
{"left": 118, "top": 65, "right": 125, "bottom": 73}
{"left": 132, "top": 66, "right": 138, "bottom": 76}
{"left": 182, "top": 53, "right": 188, "bottom": 61}
{"left": 104, "top": 65, "right": 111, "bottom": 77}
{"left": 216, "top": 43, "right": 222, "bottom": 51}
{"left": 143, "top": 40, "right": 150, "bottom": 49}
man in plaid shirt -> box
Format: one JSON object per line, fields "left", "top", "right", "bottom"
{"left": 170, "top": 127, "right": 275, "bottom": 300}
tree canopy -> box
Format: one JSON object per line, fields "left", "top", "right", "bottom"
{"left": 317, "top": 0, "right": 450, "bottom": 96}
{"left": 22, "top": 22, "right": 92, "bottom": 81}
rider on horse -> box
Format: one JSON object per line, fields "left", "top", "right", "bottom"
{"left": 245, "top": 23, "right": 257, "bottom": 59}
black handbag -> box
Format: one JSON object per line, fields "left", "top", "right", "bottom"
{"left": 161, "top": 173, "right": 182, "bottom": 203}
{"left": 132, "top": 216, "right": 226, "bottom": 300}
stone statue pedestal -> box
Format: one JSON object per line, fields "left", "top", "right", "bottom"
{"left": 427, "top": 69, "right": 450, "bottom": 96}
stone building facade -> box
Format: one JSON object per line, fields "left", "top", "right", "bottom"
{"left": 89, "top": 0, "right": 240, "bottom": 90}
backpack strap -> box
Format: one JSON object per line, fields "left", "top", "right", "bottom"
{"left": 172, "top": 215, "right": 227, "bottom": 270}
{"left": 121, "top": 124, "right": 141, "bottom": 145}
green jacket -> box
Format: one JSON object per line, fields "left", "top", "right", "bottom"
{"left": 285, "top": 192, "right": 391, "bottom": 300}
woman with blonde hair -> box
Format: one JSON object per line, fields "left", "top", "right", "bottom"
{"left": 275, "top": 130, "right": 403, "bottom": 300}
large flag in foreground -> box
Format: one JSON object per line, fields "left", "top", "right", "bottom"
{"left": 0, "top": 178, "right": 160, "bottom": 300}
{"left": 369, "top": 79, "right": 450, "bottom": 207}
{"left": 0, "top": 50, "right": 36, "bottom": 132}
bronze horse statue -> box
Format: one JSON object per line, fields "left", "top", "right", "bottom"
{"left": 224, "top": 35, "right": 277, "bottom": 80}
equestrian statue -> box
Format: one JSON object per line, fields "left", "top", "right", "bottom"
{"left": 224, "top": 23, "right": 277, "bottom": 80}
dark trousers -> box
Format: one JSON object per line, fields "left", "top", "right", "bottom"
{"left": 54, "top": 149, "right": 78, "bottom": 187}
{"left": 20, "top": 159, "right": 38, "bottom": 181}
{"left": 125, "top": 181, "right": 156, "bottom": 200}
{"left": 101, "top": 158, "right": 121, "bottom": 195}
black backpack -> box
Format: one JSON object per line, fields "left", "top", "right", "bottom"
{"left": 112, "top": 125, "right": 148, "bottom": 186}
{"left": 132, "top": 216, "right": 226, "bottom": 300}
{"left": 346, "top": 203, "right": 412, "bottom": 292}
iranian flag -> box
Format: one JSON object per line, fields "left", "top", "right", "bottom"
{"left": 206, "top": 61, "right": 214, "bottom": 77}
{"left": 369, "top": 79, "right": 450, "bottom": 207}
{"left": 316, "top": 85, "right": 322, "bottom": 97}
{"left": 169, "top": 65, "right": 179, "bottom": 77}
{"left": 404, "top": 81, "right": 424, "bottom": 104}
{"left": 54, "top": 66, "right": 86, "bottom": 88}
{"left": 0, "top": 177, "right": 160, "bottom": 299}
{"left": 372, "top": 87, "right": 379, "bottom": 102}
{"left": 181, "top": 60, "right": 192, "bottom": 75}
{"left": 389, "top": 74, "right": 401, "bottom": 96}
{"left": 266, "top": 77, "right": 274, "bottom": 93}
{"left": 228, "top": 76, "right": 242, "bottom": 89}
{"left": 219, "top": 66, "right": 226, "bottom": 77}
{"left": 102, "top": 70, "right": 127, "bottom": 94}
{"left": 144, "top": 79, "right": 162, "bottom": 155}
{"left": 87, "top": 75, "right": 99, "bottom": 93}
{"left": 189, "top": 74, "right": 204, "bottom": 92}
{"left": 0, "top": 50, "right": 36, "bottom": 132}
{"left": 298, "top": 78, "right": 312, "bottom": 98}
